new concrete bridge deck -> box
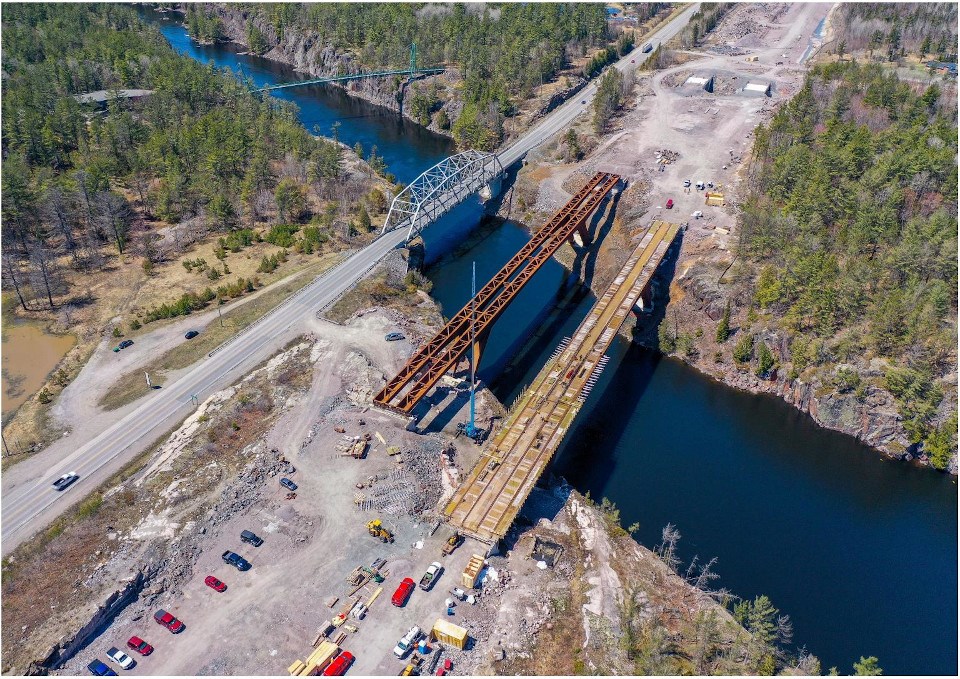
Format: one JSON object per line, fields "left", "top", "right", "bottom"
{"left": 443, "top": 220, "right": 682, "bottom": 543}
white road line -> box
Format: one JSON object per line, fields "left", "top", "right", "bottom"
{"left": 1, "top": 5, "right": 700, "bottom": 549}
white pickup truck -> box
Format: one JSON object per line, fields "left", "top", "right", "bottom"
{"left": 419, "top": 562, "right": 443, "bottom": 591}
{"left": 394, "top": 626, "right": 421, "bottom": 659}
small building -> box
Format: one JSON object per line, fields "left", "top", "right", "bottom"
{"left": 740, "top": 81, "right": 772, "bottom": 97}
{"left": 925, "top": 61, "right": 958, "bottom": 77}
{"left": 683, "top": 75, "right": 715, "bottom": 92}
{"left": 73, "top": 88, "right": 154, "bottom": 109}
{"left": 431, "top": 619, "right": 469, "bottom": 650}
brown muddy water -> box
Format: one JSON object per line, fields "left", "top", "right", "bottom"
{"left": 1, "top": 312, "right": 75, "bottom": 422}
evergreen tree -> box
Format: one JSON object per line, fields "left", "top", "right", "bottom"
{"left": 733, "top": 333, "right": 754, "bottom": 364}
{"left": 853, "top": 656, "right": 883, "bottom": 676}
{"left": 756, "top": 341, "right": 775, "bottom": 377}
{"left": 716, "top": 301, "right": 731, "bottom": 343}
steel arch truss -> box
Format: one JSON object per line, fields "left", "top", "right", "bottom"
{"left": 382, "top": 151, "right": 503, "bottom": 240}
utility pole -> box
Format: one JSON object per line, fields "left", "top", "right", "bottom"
{"left": 465, "top": 261, "right": 479, "bottom": 440}
{"left": 218, "top": 300, "right": 224, "bottom": 327}
{"left": 1, "top": 432, "right": 9, "bottom": 457}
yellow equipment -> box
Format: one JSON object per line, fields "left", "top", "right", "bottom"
{"left": 367, "top": 519, "right": 395, "bottom": 543}
{"left": 462, "top": 554, "right": 484, "bottom": 588}
{"left": 441, "top": 531, "right": 464, "bottom": 556}
{"left": 431, "top": 619, "right": 469, "bottom": 650}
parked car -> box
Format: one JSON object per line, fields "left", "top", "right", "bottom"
{"left": 384, "top": 332, "right": 405, "bottom": 342}
{"left": 691, "top": 210, "right": 703, "bottom": 219}
{"left": 106, "top": 647, "right": 135, "bottom": 670}
{"left": 240, "top": 530, "right": 263, "bottom": 546}
{"left": 119, "top": 339, "right": 134, "bottom": 349}
{"left": 52, "top": 472, "right": 79, "bottom": 491}
{"left": 184, "top": 330, "right": 199, "bottom": 339}
{"left": 222, "top": 551, "right": 251, "bottom": 571}
{"left": 204, "top": 575, "right": 227, "bottom": 592}
{"left": 683, "top": 179, "right": 691, "bottom": 187}
{"left": 393, "top": 625, "right": 421, "bottom": 659}
{"left": 126, "top": 637, "right": 153, "bottom": 656}
{"left": 280, "top": 477, "right": 298, "bottom": 491}
{"left": 153, "top": 610, "right": 184, "bottom": 633}
{"left": 322, "top": 651, "right": 355, "bottom": 676}
{"left": 87, "top": 660, "right": 117, "bottom": 676}
{"left": 419, "top": 562, "right": 443, "bottom": 591}
{"left": 665, "top": 199, "right": 674, "bottom": 209}
{"left": 391, "top": 577, "right": 416, "bottom": 607}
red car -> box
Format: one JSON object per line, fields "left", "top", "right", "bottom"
{"left": 665, "top": 199, "right": 674, "bottom": 209}
{"left": 322, "top": 651, "right": 355, "bottom": 676}
{"left": 391, "top": 578, "right": 416, "bottom": 607}
{"left": 204, "top": 575, "right": 227, "bottom": 592}
{"left": 154, "top": 609, "right": 184, "bottom": 633}
{"left": 126, "top": 636, "right": 154, "bottom": 656}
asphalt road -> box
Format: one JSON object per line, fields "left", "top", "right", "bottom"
{"left": 0, "top": 4, "right": 699, "bottom": 553}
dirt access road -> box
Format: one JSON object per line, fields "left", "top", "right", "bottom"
{"left": 1, "top": 3, "right": 706, "bottom": 557}
{"left": 535, "top": 2, "right": 830, "bottom": 269}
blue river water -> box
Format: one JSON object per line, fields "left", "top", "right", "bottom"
{"left": 149, "top": 13, "right": 958, "bottom": 675}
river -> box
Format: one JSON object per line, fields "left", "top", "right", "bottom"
{"left": 151, "top": 14, "right": 958, "bottom": 675}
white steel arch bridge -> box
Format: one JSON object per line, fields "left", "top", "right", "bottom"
{"left": 382, "top": 150, "right": 504, "bottom": 241}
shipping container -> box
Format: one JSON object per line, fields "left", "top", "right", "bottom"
{"left": 431, "top": 619, "right": 469, "bottom": 650}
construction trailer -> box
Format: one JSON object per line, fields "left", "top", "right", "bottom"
{"left": 431, "top": 619, "right": 469, "bottom": 650}
{"left": 461, "top": 554, "right": 484, "bottom": 588}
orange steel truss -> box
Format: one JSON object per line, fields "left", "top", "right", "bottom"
{"left": 373, "top": 172, "right": 621, "bottom": 414}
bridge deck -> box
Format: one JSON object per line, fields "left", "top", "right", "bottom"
{"left": 443, "top": 220, "right": 682, "bottom": 543}
{"left": 374, "top": 172, "right": 620, "bottom": 414}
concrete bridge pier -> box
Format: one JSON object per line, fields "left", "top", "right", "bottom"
{"left": 479, "top": 175, "right": 503, "bottom": 201}
{"left": 633, "top": 283, "right": 655, "bottom": 315}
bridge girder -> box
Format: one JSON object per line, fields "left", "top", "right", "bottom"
{"left": 382, "top": 150, "right": 503, "bottom": 241}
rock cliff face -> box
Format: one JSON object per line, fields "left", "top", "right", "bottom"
{"left": 657, "top": 257, "right": 952, "bottom": 470}
{"left": 196, "top": 4, "right": 456, "bottom": 136}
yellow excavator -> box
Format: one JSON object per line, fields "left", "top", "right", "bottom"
{"left": 367, "top": 519, "right": 395, "bottom": 543}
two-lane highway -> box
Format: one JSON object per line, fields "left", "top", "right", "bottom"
{"left": 1, "top": 4, "right": 699, "bottom": 553}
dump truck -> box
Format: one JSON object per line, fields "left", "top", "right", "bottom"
{"left": 441, "top": 532, "right": 464, "bottom": 557}
{"left": 461, "top": 554, "right": 484, "bottom": 588}
{"left": 431, "top": 619, "right": 469, "bottom": 650}
{"left": 367, "top": 519, "right": 395, "bottom": 543}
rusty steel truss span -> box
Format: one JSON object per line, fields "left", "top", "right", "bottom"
{"left": 382, "top": 150, "right": 504, "bottom": 241}
{"left": 374, "top": 172, "right": 621, "bottom": 414}
{"left": 443, "top": 220, "right": 683, "bottom": 543}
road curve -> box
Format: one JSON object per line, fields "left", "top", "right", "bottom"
{"left": 1, "top": 4, "right": 699, "bottom": 553}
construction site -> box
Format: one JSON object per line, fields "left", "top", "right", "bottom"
{"left": 3, "top": 4, "right": 837, "bottom": 677}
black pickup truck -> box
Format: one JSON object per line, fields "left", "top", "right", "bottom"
{"left": 222, "top": 550, "right": 251, "bottom": 571}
